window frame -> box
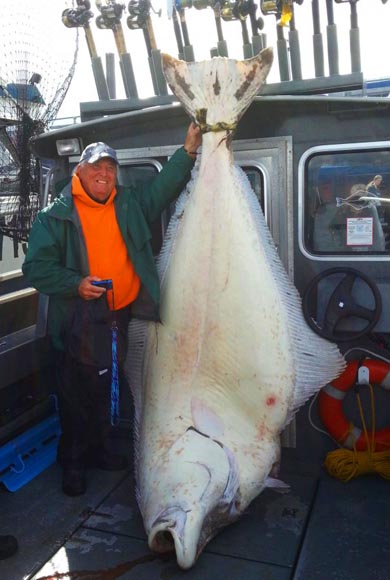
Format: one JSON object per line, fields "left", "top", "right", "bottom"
{"left": 298, "top": 140, "right": 390, "bottom": 262}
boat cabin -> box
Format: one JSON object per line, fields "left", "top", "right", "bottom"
{"left": 1, "top": 1, "right": 389, "bottom": 578}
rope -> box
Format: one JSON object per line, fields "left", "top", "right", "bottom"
{"left": 324, "top": 383, "right": 390, "bottom": 482}
{"left": 110, "top": 321, "right": 120, "bottom": 427}
{"left": 109, "top": 285, "right": 120, "bottom": 427}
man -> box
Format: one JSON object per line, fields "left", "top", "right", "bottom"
{"left": 23, "top": 122, "right": 202, "bottom": 496}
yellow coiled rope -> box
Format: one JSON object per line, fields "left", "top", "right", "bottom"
{"left": 324, "top": 383, "right": 390, "bottom": 482}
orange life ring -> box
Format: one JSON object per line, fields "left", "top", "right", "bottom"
{"left": 318, "top": 359, "right": 390, "bottom": 452}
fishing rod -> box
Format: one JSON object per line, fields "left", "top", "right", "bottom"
{"left": 166, "top": 0, "right": 186, "bottom": 59}
{"left": 174, "top": 0, "right": 195, "bottom": 61}
{"left": 127, "top": 0, "right": 168, "bottom": 95}
{"left": 241, "top": 0, "right": 266, "bottom": 55}
{"left": 172, "top": 5, "right": 185, "bottom": 59}
{"left": 196, "top": 0, "right": 229, "bottom": 58}
{"left": 220, "top": 0, "right": 251, "bottom": 59}
{"left": 260, "top": 0, "right": 292, "bottom": 81}
{"left": 325, "top": 0, "right": 338, "bottom": 75}
{"left": 287, "top": 1, "right": 303, "bottom": 80}
{"left": 95, "top": 0, "right": 138, "bottom": 98}
{"left": 311, "top": 0, "right": 324, "bottom": 77}
{"left": 260, "top": 0, "right": 303, "bottom": 81}
{"left": 334, "top": 0, "right": 361, "bottom": 73}
{"left": 62, "top": 0, "right": 110, "bottom": 100}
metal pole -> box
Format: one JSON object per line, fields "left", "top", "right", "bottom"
{"left": 288, "top": 7, "right": 302, "bottom": 80}
{"left": 172, "top": 6, "right": 185, "bottom": 59}
{"left": 349, "top": 1, "right": 361, "bottom": 73}
{"left": 178, "top": 6, "right": 195, "bottom": 62}
{"left": 326, "top": 0, "right": 339, "bottom": 75}
{"left": 312, "top": 0, "right": 324, "bottom": 77}
{"left": 105, "top": 53, "right": 116, "bottom": 98}
{"left": 213, "top": 2, "right": 229, "bottom": 57}
{"left": 277, "top": 20, "right": 290, "bottom": 81}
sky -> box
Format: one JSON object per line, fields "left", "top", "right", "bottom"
{"left": 2, "top": 0, "right": 390, "bottom": 120}
{"left": 57, "top": 0, "right": 390, "bottom": 119}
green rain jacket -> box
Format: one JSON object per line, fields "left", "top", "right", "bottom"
{"left": 22, "top": 147, "right": 194, "bottom": 351}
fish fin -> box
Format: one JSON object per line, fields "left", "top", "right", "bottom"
{"left": 234, "top": 167, "right": 346, "bottom": 422}
{"left": 191, "top": 397, "right": 225, "bottom": 438}
{"left": 161, "top": 49, "right": 273, "bottom": 130}
{"left": 265, "top": 477, "right": 290, "bottom": 493}
{"left": 156, "top": 171, "right": 197, "bottom": 287}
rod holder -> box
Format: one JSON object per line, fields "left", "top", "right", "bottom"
{"left": 277, "top": 25, "right": 290, "bottom": 81}
{"left": 326, "top": 24, "right": 339, "bottom": 76}
{"left": 289, "top": 29, "right": 302, "bottom": 80}
{"left": 120, "top": 53, "right": 138, "bottom": 98}
{"left": 91, "top": 56, "right": 110, "bottom": 100}
{"left": 217, "top": 39, "right": 229, "bottom": 57}
{"left": 312, "top": 34, "right": 324, "bottom": 77}
{"left": 151, "top": 49, "right": 168, "bottom": 95}
{"left": 350, "top": 28, "right": 361, "bottom": 73}
{"left": 106, "top": 52, "right": 116, "bottom": 99}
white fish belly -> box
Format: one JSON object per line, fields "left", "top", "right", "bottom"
{"left": 138, "top": 134, "right": 294, "bottom": 506}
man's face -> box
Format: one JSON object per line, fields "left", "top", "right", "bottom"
{"left": 77, "top": 158, "right": 117, "bottom": 202}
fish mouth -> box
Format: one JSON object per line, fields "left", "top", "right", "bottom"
{"left": 148, "top": 506, "right": 199, "bottom": 569}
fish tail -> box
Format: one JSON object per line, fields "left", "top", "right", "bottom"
{"left": 162, "top": 49, "right": 273, "bottom": 133}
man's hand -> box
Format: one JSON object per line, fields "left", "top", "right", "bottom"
{"left": 78, "top": 276, "right": 106, "bottom": 300}
{"left": 184, "top": 122, "right": 202, "bottom": 156}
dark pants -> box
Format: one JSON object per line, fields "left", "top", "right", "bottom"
{"left": 56, "top": 306, "right": 130, "bottom": 469}
{"left": 56, "top": 352, "right": 114, "bottom": 468}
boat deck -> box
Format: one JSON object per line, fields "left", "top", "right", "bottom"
{"left": 1, "top": 430, "right": 389, "bottom": 580}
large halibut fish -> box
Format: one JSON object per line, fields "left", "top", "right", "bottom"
{"left": 126, "top": 48, "right": 345, "bottom": 569}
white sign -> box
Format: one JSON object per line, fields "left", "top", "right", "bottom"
{"left": 346, "top": 217, "right": 373, "bottom": 246}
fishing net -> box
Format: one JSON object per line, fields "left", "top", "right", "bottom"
{"left": 0, "top": 0, "right": 79, "bottom": 247}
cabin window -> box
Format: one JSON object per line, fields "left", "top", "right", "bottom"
{"left": 302, "top": 145, "right": 390, "bottom": 256}
{"left": 241, "top": 166, "right": 265, "bottom": 213}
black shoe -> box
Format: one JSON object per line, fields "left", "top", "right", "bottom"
{"left": 90, "top": 452, "right": 129, "bottom": 471}
{"left": 0, "top": 535, "right": 18, "bottom": 560}
{"left": 62, "top": 468, "right": 87, "bottom": 497}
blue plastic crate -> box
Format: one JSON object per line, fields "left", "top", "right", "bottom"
{"left": 0, "top": 414, "right": 61, "bottom": 491}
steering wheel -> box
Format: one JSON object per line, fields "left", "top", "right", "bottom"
{"left": 302, "top": 267, "right": 382, "bottom": 342}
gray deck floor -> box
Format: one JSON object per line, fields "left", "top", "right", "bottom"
{"left": 1, "top": 439, "right": 389, "bottom": 580}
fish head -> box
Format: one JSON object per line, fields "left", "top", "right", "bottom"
{"left": 142, "top": 428, "right": 241, "bottom": 569}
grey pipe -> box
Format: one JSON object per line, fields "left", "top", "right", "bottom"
{"left": 350, "top": 28, "right": 361, "bottom": 72}
{"left": 327, "top": 25, "right": 339, "bottom": 76}
{"left": 183, "top": 45, "right": 195, "bottom": 62}
{"left": 289, "top": 29, "right": 302, "bottom": 80}
{"left": 147, "top": 57, "right": 159, "bottom": 95}
{"left": 151, "top": 49, "right": 168, "bottom": 95}
{"left": 91, "top": 56, "right": 110, "bottom": 100}
{"left": 252, "top": 33, "right": 266, "bottom": 56}
{"left": 105, "top": 53, "right": 116, "bottom": 99}
{"left": 277, "top": 25, "right": 290, "bottom": 81}
{"left": 326, "top": 0, "right": 339, "bottom": 75}
{"left": 288, "top": 8, "right": 302, "bottom": 80}
{"left": 312, "top": 0, "right": 324, "bottom": 77}
{"left": 120, "top": 53, "right": 138, "bottom": 98}
{"left": 217, "top": 40, "right": 229, "bottom": 57}
{"left": 350, "top": 2, "right": 361, "bottom": 73}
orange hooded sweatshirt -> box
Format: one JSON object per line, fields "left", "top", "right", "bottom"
{"left": 72, "top": 174, "right": 140, "bottom": 310}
